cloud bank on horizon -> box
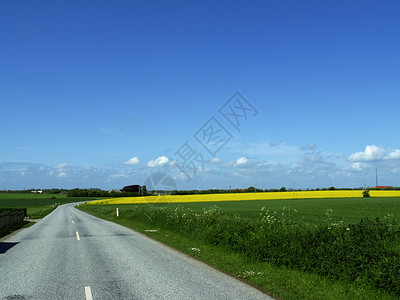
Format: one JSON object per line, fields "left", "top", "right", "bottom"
{"left": 1, "top": 144, "right": 399, "bottom": 190}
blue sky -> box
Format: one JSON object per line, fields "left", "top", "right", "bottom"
{"left": 1, "top": 0, "right": 399, "bottom": 190}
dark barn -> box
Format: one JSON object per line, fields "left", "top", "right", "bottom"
{"left": 121, "top": 185, "right": 142, "bottom": 195}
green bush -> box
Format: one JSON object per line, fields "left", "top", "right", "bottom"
{"left": 363, "top": 189, "right": 371, "bottom": 197}
{"left": 81, "top": 205, "right": 400, "bottom": 296}
{"left": 0, "top": 208, "right": 27, "bottom": 238}
{"left": 0, "top": 207, "right": 27, "bottom": 217}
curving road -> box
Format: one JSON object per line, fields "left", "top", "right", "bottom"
{"left": 0, "top": 203, "right": 273, "bottom": 300}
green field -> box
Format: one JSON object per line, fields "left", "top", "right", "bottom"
{"left": 0, "top": 193, "right": 102, "bottom": 219}
{"left": 79, "top": 196, "right": 400, "bottom": 300}
{"left": 95, "top": 196, "right": 400, "bottom": 226}
{"left": 0, "top": 193, "right": 106, "bottom": 238}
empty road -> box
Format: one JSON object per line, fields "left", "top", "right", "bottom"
{"left": 0, "top": 203, "right": 273, "bottom": 300}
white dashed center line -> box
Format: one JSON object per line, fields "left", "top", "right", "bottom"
{"left": 76, "top": 231, "right": 80, "bottom": 241}
{"left": 85, "top": 286, "right": 93, "bottom": 300}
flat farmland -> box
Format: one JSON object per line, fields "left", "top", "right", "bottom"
{"left": 88, "top": 196, "right": 400, "bottom": 226}
{"left": 80, "top": 194, "right": 400, "bottom": 299}
{"left": 88, "top": 190, "right": 400, "bottom": 206}
{"left": 0, "top": 193, "right": 100, "bottom": 218}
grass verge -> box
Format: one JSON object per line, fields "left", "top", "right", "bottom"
{"left": 77, "top": 204, "right": 399, "bottom": 300}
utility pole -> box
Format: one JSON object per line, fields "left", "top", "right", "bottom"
{"left": 293, "top": 181, "right": 296, "bottom": 195}
{"left": 376, "top": 167, "right": 378, "bottom": 188}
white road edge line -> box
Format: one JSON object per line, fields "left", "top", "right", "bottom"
{"left": 76, "top": 231, "right": 80, "bottom": 241}
{"left": 85, "top": 286, "right": 93, "bottom": 300}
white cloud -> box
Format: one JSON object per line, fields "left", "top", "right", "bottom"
{"left": 348, "top": 145, "right": 400, "bottom": 162}
{"left": 56, "top": 163, "right": 68, "bottom": 169}
{"left": 288, "top": 152, "right": 336, "bottom": 176}
{"left": 350, "top": 162, "right": 367, "bottom": 171}
{"left": 388, "top": 149, "right": 400, "bottom": 160}
{"left": 236, "top": 157, "right": 250, "bottom": 166}
{"left": 147, "top": 156, "right": 169, "bottom": 167}
{"left": 57, "top": 172, "right": 67, "bottom": 178}
{"left": 222, "top": 161, "right": 235, "bottom": 168}
{"left": 124, "top": 156, "right": 140, "bottom": 165}
{"left": 209, "top": 157, "right": 221, "bottom": 164}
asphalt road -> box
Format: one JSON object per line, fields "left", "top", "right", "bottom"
{"left": 0, "top": 203, "right": 273, "bottom": 300}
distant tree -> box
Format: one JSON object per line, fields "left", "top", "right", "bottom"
{"left": 280, "top": 187, "right": 287, "bottom": 192}
{"left": 100, "top": 191, "right": 109, "bottom": 197}
{"left": 328, "top": 186, "right": 336, "bottom": 190}
{"left": 362, "top": 189, "right": 371, "bottom": 197}
{"left": 87, "top": 190, "right": 98, "bottom": 197}
{"left": 142, "top": 185, "right": 147, "bottom": 196}
{"left": 247, "top": 186, "right": 256, "bottom": 193}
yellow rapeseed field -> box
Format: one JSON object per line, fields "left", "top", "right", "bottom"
{"left": 87, "top": 190, "right": 400, "bottom": 205}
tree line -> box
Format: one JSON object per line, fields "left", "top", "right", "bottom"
{"left": 66, "top": 189, "right": 143, "bottom": 198}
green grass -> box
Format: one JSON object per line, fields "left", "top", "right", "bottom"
{"left": 78, "top": 197, "right": 400, "bottom": 300}
{"left": 92, "top": 197, "right": 400, "bottom": 226}
{"left": 0, "top": 193, "right": 104, "bottom": 219}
